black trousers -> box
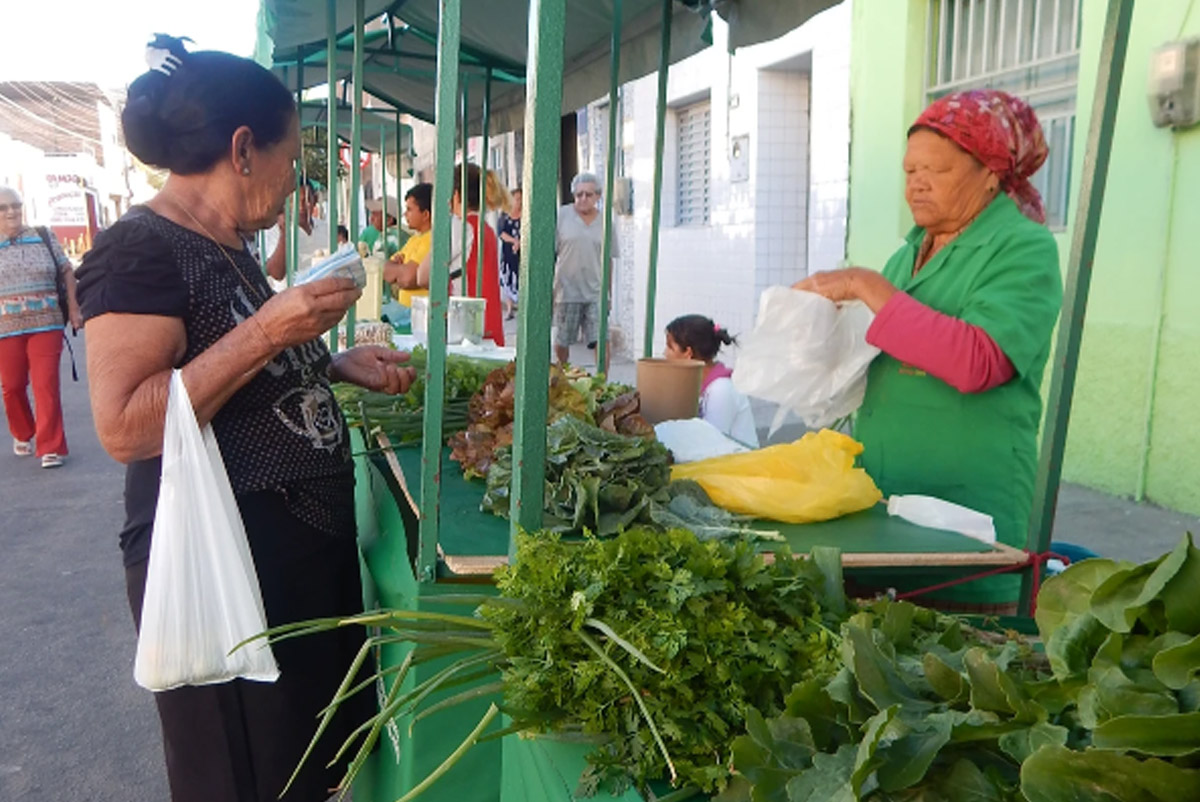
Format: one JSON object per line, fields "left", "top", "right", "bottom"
{"left": 126, "top": 490, "right": 374, "bottom": 802}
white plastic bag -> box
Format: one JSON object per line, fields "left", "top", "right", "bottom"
{"left": 733, "top": 287, "right": 880, "bottom": 432}
{"left": 886, "top": 494, "right": 997, "bottom": 544}
{"left": 653, "top": 418, "right": 751, "bottom": 463}
{"left": 134, "top": 370, "right": 280, "bottom": 691}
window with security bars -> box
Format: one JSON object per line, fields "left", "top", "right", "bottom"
{"left": 925, "top": 0, "right": 1080, "bottom": 229}
{"left": 676, "top": 100, "right": 711, "bottom": 226}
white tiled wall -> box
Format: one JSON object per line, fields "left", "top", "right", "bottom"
{"left": 607, "top": 2, "right": 852, "bottom": 362}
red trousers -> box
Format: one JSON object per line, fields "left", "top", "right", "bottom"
{"left": 0, "top": 330, "right": 68, "bottom": 456}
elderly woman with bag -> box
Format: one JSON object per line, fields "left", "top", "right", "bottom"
{"left": 795, "top": 90, "right": 1063, "bottom": 612}
{"left": 0, "top": 187, "right": 80, "bottom": 468}
{"left": 76, "top": 40, "right": 415, "bottom": 802}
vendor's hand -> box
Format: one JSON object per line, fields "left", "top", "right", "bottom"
{"left": 793, "top": 268, "right": 897, "bottom": 313}
{"left": 331, "top": 346, "right": 416, "bottom": 394}
{"left": 252, "top": 277, "right": 362, "bottom": 350}
{"left": 68, "top": 303, "right": 83, "bottom": 332}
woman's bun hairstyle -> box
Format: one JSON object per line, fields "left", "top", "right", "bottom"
{"left": 665, "top": 314, "right": 736, "bottom": 362}
{"left": 122, "top": 47, "right": 295, "bottom": 175}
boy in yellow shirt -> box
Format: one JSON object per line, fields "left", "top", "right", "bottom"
{"left": 384, "top": 183, "right": 433, "bottom": 291}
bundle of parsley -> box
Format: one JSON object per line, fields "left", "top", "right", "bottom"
{"left": 485, "top": 527, "right": 846, "bottom": 795}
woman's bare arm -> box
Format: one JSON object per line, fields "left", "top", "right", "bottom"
{"left": 86, "top": 277, "right": 361, "bottom": 463}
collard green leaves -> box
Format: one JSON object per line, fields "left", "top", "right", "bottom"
{"left": 481, "top": 415, "right": 671, "bottom": 536}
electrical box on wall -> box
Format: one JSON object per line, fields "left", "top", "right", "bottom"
{"left": 1149, "top": 38, "right": 1200, "bottom": 129}
{"left": 730, "top": 135, "right": 750, "bottom": 183}
{"left": 612, "top": 176, "right": 633, "bottom": 216}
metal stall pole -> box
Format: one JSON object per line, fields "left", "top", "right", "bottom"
{"left": 346, "top": 0, "right": 365, "bottom": 348}
{"left": 326, "top": 0, "right": 341, "bottom": 352}
{"left": 477, "top": 69, "right": 491, "bottom": 299}
{"left": 290, "top": 59, "right": 305, "bottom": 286}
{"left": 509, "top": 0, "right": 566, "bottom": 559}
{"left": 1020, "top": 0, "right": 1133, "bottom": 615}
{"left": 417, "top": 0, "right": 463, "bottom": 583}
{"left": 380, "top": 123, "right": 390, "bottom": 301}
{"left": 641, "top": 0, "right": 672, "bottom": 357}
{"left": 596, "top": 0, "right": 623, "bottom": 373}
{"left": 460, "top": 80, "right": 471, "bottom": 297}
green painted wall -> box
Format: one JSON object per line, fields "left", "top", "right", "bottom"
{"left": 846, "top": 0, "right": 1200, "bottom": 514}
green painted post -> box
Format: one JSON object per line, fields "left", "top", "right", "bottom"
{"left": 289, "top": 60, "right": 305, "bottom": 287}
{"left": 460, "top": 80, "right": 470, "bottom": 298}
{"left": 477, "top": 69, "right": 491, "bottom": 301}
{"left": 418, "top": 0, "right": 462, "bottom": 583}
{"left": 642, "top": 0, "right": 672, "bottom": 358}
{"left": 509, "top": 0, "right": 566, "bottom": 558}
{"left": 326, "top": 0, "right": 340, "bottom": 353}
{"left": 597, "top": 0, "right": 623, "bottom": 373}
{"left": 380, "top": 125, "right": 391, "bottom": 302}
{"left": 1020, "top": 0, "right": 1133, "bottom": 615}
{"left": 346, "top": 0, "right": 364, "bottom": 349}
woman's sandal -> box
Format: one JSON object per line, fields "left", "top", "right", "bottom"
{"left": 13, "top": 439, "right": 32, "bottom": 457}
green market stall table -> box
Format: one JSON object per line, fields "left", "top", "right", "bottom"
{"left": 378, "top": 442, "right": 1028, "bottom": 581}
{"left": 358, "top": 436, "right": 1030, "bottom": 802}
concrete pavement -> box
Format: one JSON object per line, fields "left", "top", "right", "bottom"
{"left": 1, "top": 330, "right": 1197, "bottom": 801}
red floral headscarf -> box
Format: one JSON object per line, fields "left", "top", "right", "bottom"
{"left": 911, "top": 90, "right": 1049, "bottom": 224}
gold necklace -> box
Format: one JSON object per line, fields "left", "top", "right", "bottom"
{"left": 162, "top": 194, "right": 269, "bottom": 303}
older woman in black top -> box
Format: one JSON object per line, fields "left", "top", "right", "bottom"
{"left": 77, "top": 40, "right": 414, "bottom": 802}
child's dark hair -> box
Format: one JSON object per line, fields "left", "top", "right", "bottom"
{"left": 666, "top": 314, "right": 735, "bottom": 362}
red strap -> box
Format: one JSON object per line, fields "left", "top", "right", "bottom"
{"left": 893, "top": 551, "right": 1067, "bottom": 615}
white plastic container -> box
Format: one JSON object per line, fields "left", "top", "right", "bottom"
{"left": 447, "top": 296, "right": 486, "bottom": 344}
{"left": 410, "top": 296, "right": 486, "bottom": 344}
{"left": 411, "top": 295, "right": 429, "bottom": 337}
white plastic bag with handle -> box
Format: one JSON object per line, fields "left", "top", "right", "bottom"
{"left": 733, "top": 287, "right": 880, "bottom": 433}
{"left": 134, "top": 370, "right": 280, "bottom": 691}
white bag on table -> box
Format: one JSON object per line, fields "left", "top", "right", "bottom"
{"left": 733, "top": 287, "right": 880, "bottom": 433}
{"left": 134, "top": 370, "right": 280, "bottom": 691}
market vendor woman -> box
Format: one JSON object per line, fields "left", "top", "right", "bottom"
{"left": 795, "top": 90, "right": 1062, "bottom": 611}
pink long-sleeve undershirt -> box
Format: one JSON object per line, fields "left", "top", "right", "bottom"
{"left": 865, "top": 291, "right": 1015, "bottom": 393}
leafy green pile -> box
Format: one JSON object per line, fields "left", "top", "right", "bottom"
{"left": 481, "top": 415, "right": 672, "bottom": 535}
{"left": 334, "top": 345, "right": 497, "bottom": 444}
{"left": 449, "top": 362, "right": 652, "bottom": 478}
{"left": 730, "top": 534, "right": 1200, "bottom": 802}
{"left": 649, "top": 480, "right": 784, "bottom": 543}
{"left": 486, "top": 527, "right": 846, "bottom": 795}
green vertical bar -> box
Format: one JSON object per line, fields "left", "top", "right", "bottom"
{"left": 418, "top": 0, "right": 462, "bottom": 582}
{"left": 326, "top": 0, "right": 340, "bottom": 353}
{"left": 509, "top": 0, "right": 565, "bottom": 557}
{"left": 460, "top": 80, "right": 470, "bottom": 297}
{"left": 290, "top": 60, "right": 304, "bottom": 287}
{"left": 642, "top": 0, "right": 672, "bottom": 358}
{"left": 1020, "top": 0, "right": 1133, "bottom": 615}
{"left": 597, "top": 0, "right": 623, "bottom": 372}
{"left": 477, "top": 70, "right": 491, "bottom": 301}
{"left": 380, "top": 124, "right": 391, "bottom": 302}
{"left": 381, "top": 122, "right": 389, "bottom": 255}
{"left": 345, "top": 0, "right": 364, "bottom": 348}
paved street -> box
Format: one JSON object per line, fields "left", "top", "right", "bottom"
{"left": 1, "top": 333, "right": 1197, "bottom": 801}
{"left": 0, "top": 334, "right": 167, "bottom": 801}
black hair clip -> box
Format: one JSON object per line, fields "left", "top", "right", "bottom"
{"left": 145, "top": 34, "right": 194, "bottom": 77}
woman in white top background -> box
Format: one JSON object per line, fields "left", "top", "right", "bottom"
{"left": 663, "top": 314, "right": 759, "bottom": 447}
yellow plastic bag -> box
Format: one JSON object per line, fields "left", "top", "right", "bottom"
{"left": 670, "top": 429, "right": 882, "bottom": 523}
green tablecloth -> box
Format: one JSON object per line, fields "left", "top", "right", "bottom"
{"left": 390, "top": 447, "right": 997, "bottom": 564}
